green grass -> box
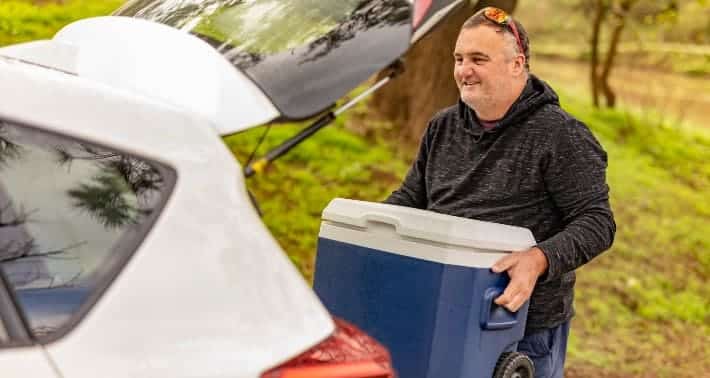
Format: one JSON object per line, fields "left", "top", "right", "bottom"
{"left": 0, "top": 0, "right": 123, "bottom": 46}
{"left": 555, "top": 92, "right": 710, "bottom": 376}
{"left": 224, "top": 114, "right": 409, "bottom": 279}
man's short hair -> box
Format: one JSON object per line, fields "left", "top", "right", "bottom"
{"left": 462, "top": 10, "right": 531, "bottom": 71}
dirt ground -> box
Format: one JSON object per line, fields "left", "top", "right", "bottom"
{"left": 566, "top": 366, "right": 655, "bottom": 378}
{"left": 531, "top": 56, "right": 710, "bottom": 130}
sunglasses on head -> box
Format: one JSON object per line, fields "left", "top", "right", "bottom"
{"left": 480, "top": 7, "right": 524, "bottom": 58}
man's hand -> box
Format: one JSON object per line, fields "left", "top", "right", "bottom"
{"left": 491, "top": 247, "right": 549, "bottom": 312}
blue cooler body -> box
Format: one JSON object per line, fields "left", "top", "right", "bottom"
{"left": 313, "top": 199, "right": 536, "bottom": 378}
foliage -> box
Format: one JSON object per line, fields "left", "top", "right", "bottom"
{"left": 586, "top": 0, "right": 682, "bottom": 107}
{"left": 225, "top": 117, "right": 409, "bottom": 279}
{"left": 518, "top": 0, "right": 709, "bottom": 45}
{"left": 0, "top": 0, "right": 123, "bottom": 46}
{"left": 556, "top": 90, "right": 710, "bottom": 376}
{"left": 516, "top": 0, "right": 710, "bottom": 76}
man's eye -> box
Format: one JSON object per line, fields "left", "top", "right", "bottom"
{"left": 474, "top": 58, "right": 485, "bottom": 65}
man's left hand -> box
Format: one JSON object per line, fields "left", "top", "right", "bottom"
{"left": 491, "top": 247, "right": 549, "bottom": 312}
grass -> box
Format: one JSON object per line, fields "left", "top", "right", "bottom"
{"left": 557, "top": 92, "right": 710, "bottom": 377}
{"left": 0, "top": 0, "right": 123, "bottom": 46}
{"left": 224, "top": 111, "right": 409, "bottom": 279}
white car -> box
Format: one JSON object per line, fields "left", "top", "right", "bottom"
{"left": 0, "top": 0, "right": 464, "bottom": 377}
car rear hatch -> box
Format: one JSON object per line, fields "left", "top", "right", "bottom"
{"left": 113, "top": 0, "right": 414, "bottom": 125}
{"left": 0, "top": 1, "right": 464, "bottom": 135}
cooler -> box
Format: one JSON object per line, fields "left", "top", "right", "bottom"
{"left": 313, "top": 198, "right": 537, "bottom": 378}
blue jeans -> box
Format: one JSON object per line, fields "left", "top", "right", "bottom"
{"left": 517, "top": 320, "right": 571, "bottom": 378}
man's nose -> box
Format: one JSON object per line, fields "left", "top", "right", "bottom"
{"left": 458, "top": 63, "right": 475, "bottom": 77}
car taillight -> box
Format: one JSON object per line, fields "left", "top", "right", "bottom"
{"left": 261, "top": 317, "right": 396, "bottom": 378}
{"left": 413, "top": 0, "right": 433, "bottom": 29}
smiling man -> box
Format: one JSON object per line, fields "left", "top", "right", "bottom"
{"left": 384, "top": 7, "right": 616, "bottom": 378}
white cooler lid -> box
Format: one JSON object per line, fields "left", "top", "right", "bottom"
{"left": 322, "top": 198, "right": 536, "bottom": 253}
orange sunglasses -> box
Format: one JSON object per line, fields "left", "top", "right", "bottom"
{"left": 480, "top": 7, "right": 525, "bottom": 57}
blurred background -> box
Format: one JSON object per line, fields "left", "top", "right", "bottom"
{"left": 1, "top": 0, "right": 708, "bottom": 377}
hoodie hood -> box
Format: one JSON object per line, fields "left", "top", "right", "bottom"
{"left": 460, "top": 74, "right": 560, "bottom": 135}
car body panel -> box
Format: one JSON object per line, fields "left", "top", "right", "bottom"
{"left": 0, "top": 57, "right": 333, "bottom": 377}
{"left": 0, "top": 16, "right": 281, "bottom": 135}
{"left": 0, "top": 347, "right": 58, "bottom": 377}
{"left": 0, "top": 40, "right": 77, "bottom": 74}
{"left": 55, "top": 16, "right": 281, "bottom": 135}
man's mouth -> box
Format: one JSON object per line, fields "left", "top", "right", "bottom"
{"left": 462, "top": 81, "right": 479, "bottom": 87}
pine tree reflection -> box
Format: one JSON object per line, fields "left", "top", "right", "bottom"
{"left": 67, "top": 173, "right": 143, "bottom": 229}
{"left": 57, "top": 144, "right": 162, "bottom": 229}
{"left": 0, "top": 123, "right": 23, "bottom": 168}
{"left": 300, "top": 0, "right": 409, "bottom": 64}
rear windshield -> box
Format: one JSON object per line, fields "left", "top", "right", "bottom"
{"left": 115, "top": 0, "right": 412, "bottom": 120}
{"left": 0, "top": 121, "right": 174, "bottom": 339}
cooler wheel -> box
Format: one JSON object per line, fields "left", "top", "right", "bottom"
{"left": 493, "top": 352, "right": 534, "bottom": 378}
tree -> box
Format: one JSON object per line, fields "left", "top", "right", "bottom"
{"left": 371, "top": 0, "right": 518, "bottom": 144}
{"left": 588, "top": 0, "right": 679, "bottom": 108}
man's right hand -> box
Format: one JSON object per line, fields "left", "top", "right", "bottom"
{"left": 491, "top": 247, "right": 548, "bottom": 312}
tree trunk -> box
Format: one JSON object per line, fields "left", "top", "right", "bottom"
{"left": 590, "top": 0, "right": 607, "bottom": 108}
{"left": 370, "top": 0, "right": 518, "bottom": 145}
{"left": 599, "top": 0, "right": 635, "bottom": 108}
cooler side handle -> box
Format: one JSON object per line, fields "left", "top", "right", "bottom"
{"left": 480, "top": 287, "right": 519, "bottom": 330}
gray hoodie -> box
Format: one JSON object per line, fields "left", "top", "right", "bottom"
{"left": 385, "top": 75, "right": 616, "bottom": 333}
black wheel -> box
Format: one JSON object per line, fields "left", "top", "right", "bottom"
{"left": 493, "top": 352, "right": 535, "bottom": 378}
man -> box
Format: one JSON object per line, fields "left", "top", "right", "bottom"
{"left": 384, "top": 7, "right": 615, "bottom": 378}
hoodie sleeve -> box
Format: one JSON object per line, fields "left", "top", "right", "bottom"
{"left": 383, "top": 124, "right": 431, "bottom": 209}
{"left": 536, "top": 118, "right": 616, "bottom": 282}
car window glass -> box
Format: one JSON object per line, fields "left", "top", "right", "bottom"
{"left": 0, "top": 121, "right": 174, "bottom": 339}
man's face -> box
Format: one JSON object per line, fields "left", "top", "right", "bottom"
{"left": 453, "top": 25, "right": 517, "bottom": 113}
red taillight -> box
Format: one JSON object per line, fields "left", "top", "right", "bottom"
{"left": 261, "top": 317, "right": 396, "bottom": 378}
{"left": 413, "top": 0, "right": 433, "bottom": 29}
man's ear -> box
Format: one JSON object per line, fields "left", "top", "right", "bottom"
{"left": 512, "top": 55, "right": 526, "bottom": 76}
